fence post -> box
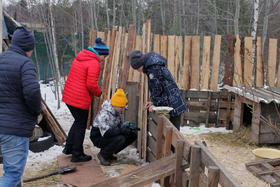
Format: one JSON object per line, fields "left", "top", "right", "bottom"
{"left": 156, "top": 117, "right": 164, "bottom": 160}
{"left": 189, "top": 145, "right": 201, "bottom": 187}
{"left": 208, "top": 166, "right": 220, "bottom": 187}
{"left": 175, "top": 140, "right": 184, "bottom": 187}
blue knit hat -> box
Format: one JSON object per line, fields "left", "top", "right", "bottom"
{"left": 93, "top": 38, "right": 109, "bottom": 56}
{"left": 11, "top": 27, "right": 35, "bottom": 52}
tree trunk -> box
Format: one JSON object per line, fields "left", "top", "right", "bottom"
{"left": 49, "top": 1, "right": 61, "bottom": 108}
{"left": 93, "top": 0, "right": 98, "bottom": 30}
{"left": 262, "top": 0, "right": 270, "bottom": 57}
{"left": 234, "top": 0, "right": 240, "bottom": 35}
{"left": 106, "top": 0, "right": 110, "bottom": 28}
{"left": 160, "top": 0, "right": 165, "bottom": 34}
{"left": 79, "top": 0, "right": 84, "bottom": 49}
{"left": 196, "top": 0, "right": 200, "bottom": 35}
{"left": 251, "top": 0, "right": 260, "bottom": 87}
{"left": 113, "top": 0, "right": 116, "bottom": 27}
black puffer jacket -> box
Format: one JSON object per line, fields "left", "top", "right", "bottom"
{"left": 143, "top": 52, "right": 187, "bottom": 117}
{"left": 0, "top": 45, "right": 42, "bottom": 137}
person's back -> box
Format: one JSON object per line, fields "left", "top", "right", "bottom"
{"left": 0, "top": 27, "right": 42, "bottom": 187}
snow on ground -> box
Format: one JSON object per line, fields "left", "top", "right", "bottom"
{"left": 180, "top": 125, "right": 232, "bottom": 135}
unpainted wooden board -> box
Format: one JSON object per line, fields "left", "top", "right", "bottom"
{"left": 210, "top": 35, "right": 221, "bottom": 91}
{"left": 184, "top": 36, "right": 192, "bottom": 90}
{"left": 160, "top": 35, "right": 168, "bottom": 59}
{"left": 267, "top": 39, "right": 278, "bottom": 87}
{"left": 190, "top": 36, "right": 200, "bottom": 90}
{"left": 233, "top": 35, "right": 242, "bottom": 86}
{"left": 201, "top": 36, "right": 211, "bottom": 90}
{"left": 244, "top": 37, "right": 253, "bottom": 87}
{"left": 175, "top": 36, "right": 183, "bottom": 88}
{"left": 153, "top": 34, "right": 160, "bottom": 54}
{"left": 167, "top": 35, "right": 176, "bottom": 79}
{"left": 256, "top": 37, "right": 264, "bottom": 87}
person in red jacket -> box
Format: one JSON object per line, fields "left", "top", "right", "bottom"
{"left": 62, "top": 38, "right": 109, "bottom": 162}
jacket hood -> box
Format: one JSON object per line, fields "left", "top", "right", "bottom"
{"left": 75, "top": 49, "right": 100, "bottom": 62}
{"left": 101, "top": 100, "right": 117, "bottom": 115}
{"left": 144, "top": 52, "right": 167, "bottom": 69}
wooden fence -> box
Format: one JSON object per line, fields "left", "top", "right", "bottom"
{"left": 92, "top": 114, "right": 240, "bottom": 187}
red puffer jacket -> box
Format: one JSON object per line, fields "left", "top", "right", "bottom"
{"left": 62, "top": 49, "right": 102, "bottom": 110}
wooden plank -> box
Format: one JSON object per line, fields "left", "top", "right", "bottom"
{"left": 210, "top": 35, "right": 221, "bottom": 91}
{"left": 97, "top": 32, "right": 104, "bottom": 40}
{"left": 189, "top": 145, "right": 201, "bottom": 187}
{"left": 267, "top": 38, "right": 278, "bottom": 87}
{"left": 118, "top": 25, "right": 136, "bottom": 89}
{"left": 153, "top": 34, "right": 160, "bottom": 54}
{"left": 168, "top": 35, "right": 176, "bottom": 79}
{"left": 100, "top": 26, "right": 117, "bottom": 105}
{"left": 89, "top": 30, "right": 97, "bottom": 46}
{"left": 161, "top": 35, "right": 168, "bottom": 59}
{"left": 233, "top": 35, "right": 242, "bottom": 86}
{"left": 184, "top": 112, "right": 217, "bottom": 124}
{"left": 223, "top": 35, "right": 235, "bottom": 86}
{"left": 244, "top": 37, "right": 253, "bottom": 87}
{"left": 201, "top": 36, "right": 211, "bottom": 90}
{"left": 147, "top": 135, "right": 157, "bottom": 157}
{"left": 131, "top": 35, "right": 142, "bottom": 82}
{"left": 206, "top": 92, "right": 212, "bottom": 127}
{"left": 208, "top": 166, "right": 220, "bottom": 187}
{"left": 176, "top": 36, "right": 183, "bottom": 87}
{"left": 251, "top": 102, "right": 261, "bottom": 144}
{"left": 233, "top": 95, "right": 242, "bottom": 131}
{"left": 175, "top": 140, "right": 184, "bottom": 187}
{"left": 92, "top": 155, "right": 176, "bottom": 187}
{"left": 41, "top": 100, "right": 66, "bottom": 145}
{"left": 184, "top": 36, "right": 192, "bottom": 90}
{"left": 156, "top": 117, "right": 164, "bottom": 160}
{"left": 146, "top": 148, "right": 156, "bottom": 162}
{"left": 195, "top": 141, "right": 241, "bottom": 187}
{"left": 256, "top": 37, "right": 264, "bottom": 87}
{"left": 190, "top": 36, "right": 200, "bottom": 90}
{"left": 124, "top": 82, "right": 139, "bottom": 125}
{"left": 164, "top": 126, "right": 173, "bottom": 156}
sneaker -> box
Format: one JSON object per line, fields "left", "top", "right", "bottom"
{"left": 97, "top": 153, "right": 111, "bottom": 166}
{"left": 108, "top": 155, "right": 117, "bottom": 161}
{"left": 62, "top": 147, "right": 72, "bottom": 155}
{"left": 71, "top": 154, "right": 92, "bottom": 162}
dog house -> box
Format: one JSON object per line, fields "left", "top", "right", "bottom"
{"left": 224, "top": 85, "right": 280, "bottom": 144}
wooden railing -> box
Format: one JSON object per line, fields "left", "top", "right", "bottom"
{"left": 92, "top": 113, "right": 240, "bottom": 187}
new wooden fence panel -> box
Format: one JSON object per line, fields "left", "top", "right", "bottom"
{"left": 267, "top": 38, "right": 278, "bottom": 87}
{"left": 190, "top": 36, "right": 200, "bottom": 90}
{"left": 256, "top": 37, "right": 264, "bottom": 87}
{"left": 201, "top": 36, "right": 211, "bottom": 90}
{"left": 244, "top": 37, "right": 253, "bottom": 87}
{"left": 175, "top": 36, "right": 183, "bottom": 88}
{"left": 153, "top": 34, "right": 160, "bottom": 54}
{"left": 233, "top": 35, "right": 242, "bottom": 86}
{"left": 184, "top": 36, "right": 192, "bottom": 90}
{"left": 161, "top": 35, "right": 168, "bottom": 59}
{"left": 210, "top": 35, "right": 221, "bottom": 91}
{"left": 168, "top": 35, "right": 176, "bottom": 80}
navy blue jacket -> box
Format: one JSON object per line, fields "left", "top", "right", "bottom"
{"left": 143, "top": 52, "right": 187, "bottom": 117}
{"left": 0, "top": 45, "right": 42, "bottom": 137}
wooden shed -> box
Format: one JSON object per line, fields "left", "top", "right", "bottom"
{"left": 224, "top": 85, "right": 280, "bottom": 144}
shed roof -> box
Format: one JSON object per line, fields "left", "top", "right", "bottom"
{"left": 223, "top": 85, "right": 280, "bottom": 104}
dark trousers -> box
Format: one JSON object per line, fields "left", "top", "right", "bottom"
{"left": 65, "top": 104, "right": 88, "bottom": 157}
{"left": 170, "top": 114, "right": 182, "bottom": 131}
{"left": 90, "top": 128, "right": 137, "bottom": 160}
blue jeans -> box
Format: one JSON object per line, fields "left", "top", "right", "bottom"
{"left": 0, "top": 134, "right": 29, "bottom": 187}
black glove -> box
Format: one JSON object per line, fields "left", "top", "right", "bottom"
{"left": 124, "top": 122, "right": 140, "bottom": 131}
{"left": 120, "top": 126, "right": 131, "bottom": 135}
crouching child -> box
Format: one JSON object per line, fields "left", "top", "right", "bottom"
{"left": 90, "top": 89, "right": 138, "bottom": 166}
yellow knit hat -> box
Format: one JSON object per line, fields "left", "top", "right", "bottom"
{"left": 111, "top": 89, "right": 128, "bottom": 107}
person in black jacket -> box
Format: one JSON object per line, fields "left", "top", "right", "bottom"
{"left": 0, "top": 27, "right": 42, "bottom": 187}
{"left": 129, "top": 51, "right": 187, "bottom": 130}
{"left": 90, "top": 89, "right": 137, "bottom": 166}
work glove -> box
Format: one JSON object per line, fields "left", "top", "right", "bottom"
{"left": 124, "top": 122, "right": 140, "bottom": 131}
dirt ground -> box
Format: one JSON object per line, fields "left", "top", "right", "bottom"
{"left": 0, "top": 127, "right": 275, "bottom": 186}
{"left": 184, "top": 129, "right": 271, "bottom": 187}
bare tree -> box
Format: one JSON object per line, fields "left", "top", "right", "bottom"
{"left": 79, "top": 0, "right": 84, "bottom": 49}
{"left": 252, "top": 0, "right": 260, "bottom": 86}
{"left": 160, "top": 0, "right": 165, "bottom": 34}
{"left": 105, "top": 0, "right": 110, "bottom": 28}
{"left": 234, "top": 0, "right": 240, "bottom": 35}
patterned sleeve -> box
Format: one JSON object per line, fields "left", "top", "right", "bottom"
{"left": 149, "top": 71, "right": 169, "bottom": 106}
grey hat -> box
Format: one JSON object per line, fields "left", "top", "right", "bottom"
{"left": 129, "top": 50, "right": 145, "bottom": 69}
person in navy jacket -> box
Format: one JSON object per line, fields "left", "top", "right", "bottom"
{"left": 129, "top": 51, "right": 187, "bottom": 130}
{"left": 0, "top": 27, "right": 42, "bottom": 187}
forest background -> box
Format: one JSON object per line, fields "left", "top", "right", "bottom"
{"left": 3, "top": 0, "right": 280, "bottom": 82}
